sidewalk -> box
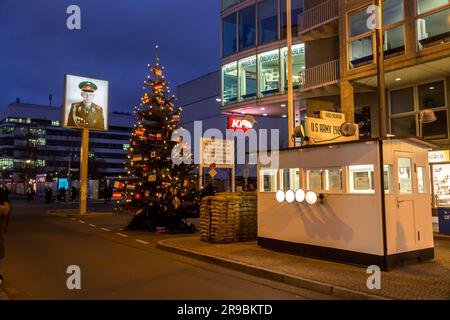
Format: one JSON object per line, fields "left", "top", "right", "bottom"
{"left": 157, "top": 236, "right": 450, "bottom": 300}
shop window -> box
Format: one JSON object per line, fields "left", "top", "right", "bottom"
{"left": 281, "top": 0, "right": 303, "bottom": 39}
{"left": 306, "top": 170, "right": 323, "bottom": 191}
{"left": 391, "top": 87, "right": 414, "bottom": 114}
{"left": 419, "top": 81, "right": 446, "bottom": 109}
{"left": 239, "top": 5, "right": 256, "bottom": 51}
{"left": 423, "top": 110, "right": 448, "bottom": 140}
{"left": 260, "top": 169, "right": 278, "bottom": 192}
{"left": 258, "top": 49, "right": 280, "bottom": 97}
{"left": 239, "top": 56, "right": 257, "bottom": 101}
{"left": 417, "top": 166, "right": 426, "bottom": 193}
{"left": 281, "top": 44, "right": 305, "bottom": 93}
{"left": 391, "top": 116, "right": 417, "bottom": 136}
{"left": 280, "top": 168, "right": 300, "bottom": 191}
{"left": 398, "top": 157, "right": 413, "bottom": 194}
{"left": 325, "top": 169, "right": 343, "bottom": 192}
{"left": 258, "top": 0, "right": 278, "bottom": 45}
{"left": 222, "top": 62, "right": 238, "bottom": 105}
{"left": 222, "top": 13, "right": 237, "bottom": 58}
{"left": 417, "top": 0, "right": 449, "bottom": 15}
{"left": 417, "top": 7, "right": 450, "bottom": 49}
{"left": 349, "top": 165, "right": 375, "bottom": 194}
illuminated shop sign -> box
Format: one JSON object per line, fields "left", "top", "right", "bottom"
{"left": 429, "top": 150, "right": 450, "bottom": 163}
{"left": 227, "top": 117, "right": 253, "bottom": 132}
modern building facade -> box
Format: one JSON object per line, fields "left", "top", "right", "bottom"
{"left": 0, "top": 101, "right": 134, "bottom": 181}
{"left": 221, "top": 0, "right": 450, "bottom": 144}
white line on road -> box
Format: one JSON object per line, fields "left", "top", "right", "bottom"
{"left": 70, "top": 218, "right": 77, "bottom": 221}
{"left": 101, "top": 227, "right": 111, "bottom": 232}
{"left": 88, "top": 224, "right": 97, "bottom": 228}
{"left": 116, "top": 233, "right": 128, "bottom": 238}
{"left": 79, "top": 220, "right": 86, "bottom": 224}
{"left": 135, "top": 239, "right": 149, "bottom": 245}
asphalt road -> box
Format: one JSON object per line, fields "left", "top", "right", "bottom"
{"left": 1, "top": 197, "right": 334, "bottom": 300}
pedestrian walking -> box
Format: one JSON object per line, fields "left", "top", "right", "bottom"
{"left": 44, "top": 186, "right": 52, "bottom": 204}
{"left": 26, "top": 186, "right": 35, "bottom": 203}
{"left": 71, "top": 186, "right": 77, "bottom": 202}
{"left": 0, "top": 185, "right": 12, "bottom": 285}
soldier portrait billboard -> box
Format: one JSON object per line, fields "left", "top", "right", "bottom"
{"left": 63, "top": 74, "right": 109, "bottom": 131}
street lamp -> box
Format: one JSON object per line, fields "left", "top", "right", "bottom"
{"left": 419, "top": 109, "right": 437, "bottom": 138}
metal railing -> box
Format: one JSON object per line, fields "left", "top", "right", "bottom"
{"left": 301, "top": 59, "right": 340, "bottom": 90}
{"left": 298, "top": 0, "right": 339, "bottom": 33}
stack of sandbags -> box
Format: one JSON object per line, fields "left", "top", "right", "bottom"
{"left": 199, "top": 196, "right": 212, "bottom": 241}
{"left": 199, "top": 191, "right": 257, "bottom": 243}
{"left": 234, "top": 193, "right": 257, "bottom": 241}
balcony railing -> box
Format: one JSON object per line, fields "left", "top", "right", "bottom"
{"left": 301, "top": 59, "right": 340, "bottom": 90}
{"left": 298, "top": 0, "right": 339, "bottom": 33}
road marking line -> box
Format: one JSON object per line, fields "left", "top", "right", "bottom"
{"left": 70, "top": 218, "right": 77, "bottom": 221}
{"left": 116, "top": 233, "right": 128, "bottom": 238}
{"left": 135, "top": 239, "right": 149, "bottom": 245}
{"left": 79, "top": 220, "right": 86, "bottom": 224}
{"left": 101, "top": 227, "right": 111, "bottom": 232}
{"left": 88, "top": 224, "right": 97, "bottom": 227}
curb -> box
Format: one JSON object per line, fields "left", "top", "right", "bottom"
{"left": 157, "top": 240, "right": 390, "bottom": 301}
{"left": 434, "top": 233, "right": 450, "bottom": 241}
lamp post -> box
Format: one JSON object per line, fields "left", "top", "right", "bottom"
{"left": 286, "top": 0, "right": 294, "bottom": 148}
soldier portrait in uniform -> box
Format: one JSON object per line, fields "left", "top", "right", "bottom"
{"left": 63, "top": 75, "right": 108, "bottom": 131}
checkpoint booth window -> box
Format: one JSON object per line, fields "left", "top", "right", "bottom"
{"left": 257, "top": 138, "right": 435, "bottom": 269}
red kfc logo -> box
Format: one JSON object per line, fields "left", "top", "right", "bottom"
{"left": 228, "top": 117, "right": 253, "bottom": 132}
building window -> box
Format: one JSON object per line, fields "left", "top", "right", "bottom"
{"left": 324, "top": 169, "right": 343, "bottom": 192}
{"left": 239, "top": 56, "right": 257, "bottom": 101}
{"left": 260, "top": 169, "right": 277, "bottom": 192}
{"left": 382, "top": 0, "right": 405, "bottom": 58}
{"left": 348, "top": 165, "right": 375, "bottom": 194}
{"left": 239, "top": 5, "right": 256, "bottom": 51}
{"left": 258, "top": 49, "right": 280, "bottom": 97}
{"left": 281, "top": 0, "right": 303, "bottom": 39}
{"left": 258, "top": 0, "right": 279, "bottom": 45}
{"left": 52, "top": 120, "right": 60, "bottom": 127}
{"left": 281, "top": 44, "right": 305, "bottom": 93}
{"left": 389, "top": 80, "right": 448, "bottom": 140}
{"left": 280, "top": 168, "right": 300, "bottom": 191}
{"left": 417, "top": 166, "right": 426, "bottom": 193}
{"left": 123, "top": 144, "right": 130, "bottom": 151}
{"left": 0, "top": 158, "right": 14, "bottom": 170}
{"left": 416, "top": 0, "right": 450, "bottom": 49}
{"left": 222, "top": 13, "right": 237, "bottom": 58}
{"left": 306, "top": 170, "right": 323, "bottom": 191}
{"left": 222, "top": 0, "right": 241, "bottom": 11}
{"left": 398, "top": 157, "right": 413, "bottom": 194}
{"left": 417, "top": 0, "right": 449, "bottom": 14}
{"left": 222, "top": 62, "right": 238, "bottom": 105}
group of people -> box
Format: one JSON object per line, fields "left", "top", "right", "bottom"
{"left": 55, "top": 186, "right": 79, "bottom": 204}
{"left": 102, "top": 185, "right": 113, "bottom": 203}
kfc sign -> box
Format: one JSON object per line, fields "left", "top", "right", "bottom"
{"left": 228, "top": 117, "right": 253, "bottom": 132}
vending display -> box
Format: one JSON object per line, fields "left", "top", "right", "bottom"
{"left": 432, "top": 164, "right": 450, "bottom": 207}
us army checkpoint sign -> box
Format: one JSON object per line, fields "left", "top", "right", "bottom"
{"left": 63, "top": 74, "right": 109, "bottom": 131}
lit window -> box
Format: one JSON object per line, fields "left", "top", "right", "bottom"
{"left": 417, "top": 167, "right": 426, "bottom": 194}
{"left": 306, "top": 170, "right": 323, "bottom": 192}
{"left": 398, "top": 158, "right": 413, "bottom": 194}
{"left": 260, "top": 169, "right": 277, "bottom": 192}
{"left": 239, "top": 56, "right": 257, "bottom": 101}
{"left": 258, "top": 49, "right": 280, "bottom": 97}
{"left": 281, "top": 44, "right": 305, "bottom": 93}
{"left": 52, "top": 120, "right": 60, "bottom": 127}
{"left": 123, "top": 144, "right": 130, "bottom": 151}
{"left": 222, "top": 62, "right": 238, "bottom": 104}
{"left": 348, "top": 165, "right": 375, "bottom": 194}
{"left": 325, "top": 169, "right": 343, "bottom": 192}
{"left": 279, "top": 168, "right": 300, "bottom": 191}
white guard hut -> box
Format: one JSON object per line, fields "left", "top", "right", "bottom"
{"left": 258, "top": 138, "right": 435, "bottom": 270}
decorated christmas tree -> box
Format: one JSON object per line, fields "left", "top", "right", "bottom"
{"left": 119, "top": 46, "right": 199, "bottom": 232}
